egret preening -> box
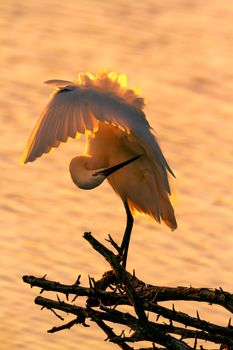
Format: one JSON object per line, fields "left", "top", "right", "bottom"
{"left": 21, "top": 70, "right": 177, "bottom": 267}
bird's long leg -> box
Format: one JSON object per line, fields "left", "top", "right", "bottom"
{"left": 121, "top": 201, "right": 134, "bottom": 268}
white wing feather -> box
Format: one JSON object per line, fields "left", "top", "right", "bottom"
{"left": 21, "top": 80, "right": 174, "bottom": 186}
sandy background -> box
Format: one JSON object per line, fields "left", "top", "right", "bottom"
{"left": 1, "top": 0, "right": 233, "bottom": 349}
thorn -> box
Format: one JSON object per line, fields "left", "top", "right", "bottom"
{"left": 50, "top": 308, "right": 64, "bottom": 321}
{"left": 56, "top": 294, "right": 62, "bottom": 304}
{"left": 196, "top": 310, "right": 200, "bottom": 320}
{"left": 41, "top": 306, "right": 44, "bottom": 310}
{"left": 219, "top": 286, "right": 228, "bottom": 298}
{"left": 105, "top": 234, "right": 111, "bottom": 242}
{"left": 71, "top": 295, "right": 78, "bottom": 302}
{"left": 119, "top": 330, "right": 125, "bottom": 338}
{"left": 193, "top": 332, "right": 197, "bottom": 349}
{"left": 42, "top": 274, "right": 47, "bottom": 280}
{"left": 74, "top": 275, "right": 81, "bottom": 285}
{"left": 169, "top": 319, "right": 174, "bottom": 328}
{"left": 65, "top": 293, "right": 69, "bottom": 301}
{"left": 156, "top": 314, "right": 160, "bottom": 322}
{"left": 228, "top": 318, "right": 231, "bottom": 327}
{"left": 40, "top": 288, "right": 44, "bottom": 294}
{"left": 90, "top": 277, "right": 94, "bottom": 287}
{"left": 133, "top": 269, "right": 135, "bottom": 277}
{"left": 88, "top": 275, "right": 94, "bottom": 288}
{"left": 172, "top": 303, "right": 176, "bottom": 312}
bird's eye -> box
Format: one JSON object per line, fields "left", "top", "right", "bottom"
{"left": 57, "top": 86, "right": 74, "bottom": 94}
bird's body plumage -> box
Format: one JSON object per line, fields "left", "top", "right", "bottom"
{"left": 86, "top": 122, "right": 176, "bottom": 229}
{"left": 21, "top": 70, "right": 177, "bottom": 265}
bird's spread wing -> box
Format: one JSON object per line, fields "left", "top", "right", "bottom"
{"left": 21, "top": 71, "right": 174, "bottom": 183}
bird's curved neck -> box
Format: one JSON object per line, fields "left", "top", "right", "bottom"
{"left": 69, "top": 155, "right": 105, "bottom": 190}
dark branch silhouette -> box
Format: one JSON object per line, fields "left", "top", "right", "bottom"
{"left": 23, "top": 232, "right": 233, "bottom": 350}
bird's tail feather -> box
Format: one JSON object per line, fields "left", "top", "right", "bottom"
{"left": 160, "top": 196, "right": 177, "bottom": 230}
{"left": 127, "top": 195, "right": 177, "bottom": 231}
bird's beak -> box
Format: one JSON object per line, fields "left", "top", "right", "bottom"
{"left": 93, "top": 154, "right": 142, "bottom": 178}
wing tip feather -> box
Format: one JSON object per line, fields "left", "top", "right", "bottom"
{"left": 20, "top": 149, "right": 30, "bottom": 164}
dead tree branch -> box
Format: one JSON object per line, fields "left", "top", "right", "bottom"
{"left": 23, "top": 232, "right": 233, "bottom": 350}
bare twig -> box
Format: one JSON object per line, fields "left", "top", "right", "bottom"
{"left": 48, "top": 318, "right": 81, "bottom": 333}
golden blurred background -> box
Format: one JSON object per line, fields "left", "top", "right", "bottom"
{"left": 1, "top": 0, "right": 233, "bottom": 349}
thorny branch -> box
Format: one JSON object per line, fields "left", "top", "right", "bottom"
{"left": 23, "top": 232, "right": 233, "bottom": 350}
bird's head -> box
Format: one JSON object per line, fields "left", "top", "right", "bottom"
{"left": 69, "top": 154, "right": 142, "bottom": 190}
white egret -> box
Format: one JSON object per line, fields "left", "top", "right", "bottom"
{"left": 21, "top": 70, "right": 177, "bottom": 267}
